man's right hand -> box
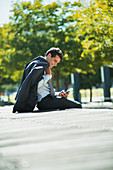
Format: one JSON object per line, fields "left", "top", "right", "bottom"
{"left": 45, "top": 67, "right": 51, "bottom": 75}
{"left": 59, "top": 90, "right": 70, "bottom": 98}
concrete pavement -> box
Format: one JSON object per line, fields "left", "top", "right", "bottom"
{"left": 0, "top": 105, "right": 113, "bottom": 170}
{"left": 82, "top": 101, "right": 113, "bottom": 109}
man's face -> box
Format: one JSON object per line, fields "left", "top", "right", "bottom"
{"left": 46, "top": 53, "right": 61, "bottom": 68}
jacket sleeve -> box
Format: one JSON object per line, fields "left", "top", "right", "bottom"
{"left": 13, "top": 57, "right": 49, "bottom": 113}
{"left": 13, "top": 66, "right": 44, "bottom": 113}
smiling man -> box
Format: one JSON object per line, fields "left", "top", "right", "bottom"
{"left": 13, "top": 47, "right": 82, "bottom": 113}
{"left": 37, "top": 47, "right": 82, "bottom": 111}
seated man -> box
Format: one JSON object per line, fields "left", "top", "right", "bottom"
{"left": 13, "top": 47, "right": 82, "bottom": 113}
{"left": 37, "top": 47, "right": 82, "bottom": 111}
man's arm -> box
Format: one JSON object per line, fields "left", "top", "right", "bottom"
{"left": 38, "top": 74, "right": 52, "bottom": 89}
{"left": 38, "top": 67, "right": 52, "bottom": 89}
{"left": 45, "top": 67, "right": 69, "bottom": 97}
{"left": 45, "top": 67, "right": 51, "bottom": 75}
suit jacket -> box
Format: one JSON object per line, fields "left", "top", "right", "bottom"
{"left": 13, "top": 56, "right": 49, "bottom": 113}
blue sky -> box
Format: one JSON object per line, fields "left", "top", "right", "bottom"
{"left": 0, "top": 0, "right": 31, "bottom": 25}
{"left": 0, "top": 0, "right": 88, "bottom": 26}
{"left": 0, "top": 0, "right": 11, "bottom": 25}
{"left": 0, "top": 0, "right": 60, "bottom": 26}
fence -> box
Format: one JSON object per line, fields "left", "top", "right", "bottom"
{"left": 80, "top": 88, "right": 113, "bottom": 103}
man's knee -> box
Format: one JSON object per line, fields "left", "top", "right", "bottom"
{"left": 78, "top": 103, "right": 82, "bottom": 108}
{"left": 73, "top": 100, "right": 82, "bottom": 108}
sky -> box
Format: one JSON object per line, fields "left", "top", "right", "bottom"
{"left": 0, "top": 0, "right": 27, "bottom": 25}
{"left": 0, "top": 0, "right": 89, "bottom": 26}
{"left": 0, "top": 0, "right": 59, "bottom": 26}
{"left": 0, "top": 0, "right": 75, "bottom": 26}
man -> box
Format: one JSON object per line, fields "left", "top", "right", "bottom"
{"left": 13, "top": 47, "right": 82, "bottom": 113}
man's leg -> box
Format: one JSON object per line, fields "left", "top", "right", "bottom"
{"left": 38, "top": 95, "right": 82, "bottom": 110}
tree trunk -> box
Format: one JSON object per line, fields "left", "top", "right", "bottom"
{"left": 89, "top": 87, "right": 92, "bottom": 102}
{"left": 64, "top": 78, "right": 69, "bottom": 90}
{"left": 55, "top": 70, "right": 59, "bottom": 91}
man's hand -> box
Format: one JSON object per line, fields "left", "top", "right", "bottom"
{"left": 45, "top": 67, "right": 51, "bottom": 75}
{"left": 59, "top": 90, "right": 70, "bottom": 98}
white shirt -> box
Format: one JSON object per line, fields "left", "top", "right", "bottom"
{"left": 37, "top": 74, "right": 52, "bottom": 102}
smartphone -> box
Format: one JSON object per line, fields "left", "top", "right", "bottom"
{"left": 65, "top": 89, "right": 70, "bottom": 94}
{"left": 65, "top": 88, "right": 73, "bottom": 94}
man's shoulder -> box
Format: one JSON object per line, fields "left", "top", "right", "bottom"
{"left": 26, "top": 56, "right": 49, "bottom": 72}
{"left": 31, "top": 56, "right": 49, "bottom": 65}
{"left": 34, "top": 56, "right": 49, "bottom": 67}
{"left": 34, "top": 56, "right": 46, "bottom": 62}
{"left": 25, "top": 56, "right": 47, "bottom": 68}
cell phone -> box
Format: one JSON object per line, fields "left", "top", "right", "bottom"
{"left": 65, "top": 88, "right": 73, "bottom": 94}
{"left": 65, "top": 89, "right": 70, "bottom": 94}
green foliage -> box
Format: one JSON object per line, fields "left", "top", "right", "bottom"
{"left": 80, "top": 69, "right": 101, "bottom": 89}
{"left": 0, "top": 0, "right": 113, "bottom": 86}
{"left": 74, "top": 0, "right": 113, "bottom": 69}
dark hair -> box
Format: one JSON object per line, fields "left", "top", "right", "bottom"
{"left": 45, "top": 47, "right": 63, "bottom": 62}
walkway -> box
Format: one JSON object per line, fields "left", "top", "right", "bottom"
{"left": 0, "top": 105, "right": 113, "bottom": 170}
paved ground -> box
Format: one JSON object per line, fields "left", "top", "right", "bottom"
{"left": 82, "top": 101, "right": 113, "bottom": 109}
{"left": 0, "top": 104, "right": 113, "bottom": 170}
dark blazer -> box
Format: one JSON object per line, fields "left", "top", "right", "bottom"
{"left": 13, "top": 56, "right": 49, "bottom": 113}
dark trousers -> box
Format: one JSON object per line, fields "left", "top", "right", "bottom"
{"left": 37, "top": 95, "right": 82, "bottom": 111}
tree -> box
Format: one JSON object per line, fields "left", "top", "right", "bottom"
{"left": 73, "top": 0, "right": 113, "bottom": 70}
{"left": 1, "top": 0, "right": 113, "bottom": 91}
{"left": 1, "top": 1, "right": 82, "bottom": 88}
{"left": 80, "top": 69, "right": 101, "bottom": 102}
{"left": 0, "top": 24, "right": 13, "bottom": 82}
